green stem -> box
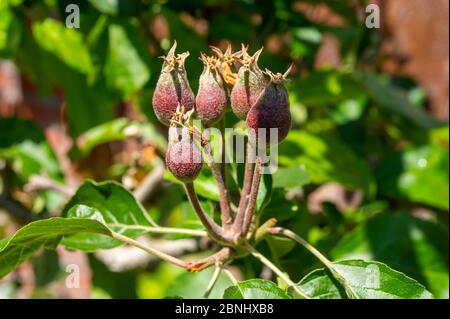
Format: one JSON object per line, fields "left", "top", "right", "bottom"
{"left": 246, "top": 244, "right": 310, "bottom": 299}
{"left": 242, "top": 157, "right": 262, "bottom": 236}
{"left": 110, "top": 231, "right": 189, "bottom": 269}
{"left": 268, "top": 227, "right": 359, "bottom": 299}
{"left": 204, "top": 143, "right": 233, "bottom": 230}
{"left": 219, "top": 116, "right": 226, "bottom": 185}
{"left": 109, "top": 223, "right": 207, "bottom": 237}
{"left": 184, "top": 182, "right": 230, "bottom": 243}
{"left": 223, "top": 268, "right": 239, "bottom": 286}
{"left": 202, "top": 266, "right": 222, "bottom": 299}
{"left": 233, "top": 142, "right": 254, "bottom": 237}
{"left": 269, "top": 227, "right": 332, "bottom": 267}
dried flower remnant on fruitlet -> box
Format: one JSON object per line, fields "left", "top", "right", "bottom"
{"left": 196, "top": 53, "right": 227, "bottom": 125}
{"left": 152, "top": 41, "right": 195, "bottom": 125}
{"left": 230, "top": 45, "right": 267, "bottom": 119}
{"left": 210, "top": 43, "right": 242, "bottom": 87}
{"left": 246, "top": 66, "right": 292, "bottom": 146}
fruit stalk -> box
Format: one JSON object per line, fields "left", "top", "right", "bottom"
{"left": 183, "top": 182, "right": 230, "bottom": 244}
{"left": 232, "top": 142, "right": 254, "bottom": 239}
{"left": 203, "top": 142, "right": 233, "bottom": 230}
{"left": 242, "top": 156, "right": 262, "bottom": 237}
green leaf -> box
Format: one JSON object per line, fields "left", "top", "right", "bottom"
{"left": 331, "top": 96, "right": 367, "bottom": 125}
{"left": 331, "top": 213, "right": 449, "bottom": 298}
{"left": 0, "top": 217, "right": 110, "bottom": 278}
{"left": 76, "top": 118, "right": 131, "bottom": 155}
{"left": 298, "top": 260, "right": 433, "bottom": 299}
{"left": 61, "top": 181, "right": 153, "bottom": 250}
{"left": 223, "top": 279, "right": 291, "bottom": 299}
{"left": 376, "top": 144, "right": 449, "bottom": 210}
{"left": 0, "top": 118, "right": 62, "bottom": 182}
{"left": 76, "top": 117, "right": 167, "bottom": 157}
{"left": 297, "top": 268, "right": 346, "bottom": 299}
{"left": 256, "top": 171, "right": 272, "bottom": 212}
{"left": 356, "top": 72, "right": 440, "bottom": 130}
{"left": 0, "top": 7, "right": 21, "bottom": 53}
{"left": 289, "top": 70, "right": 365, "bottom": 106}
{"left": 20, "top": 24, "right": 115, "bottom": 138}
{"left": 32, "top": 19, "right": 93, "bottom": 76}
{"left": 104, "top": 22, "right": 150, "bottom": 99}
{"left": 31, "top": 250, "right": 60, "bottom": 287}
{"left": 279, "top": 131, "right": 375, "bottom": 195}
{"left": 272, "top": 164, "right": 309, "bottom": 189}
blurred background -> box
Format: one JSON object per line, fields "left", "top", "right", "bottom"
{"left": 0, "top": 0, "right": 448, "bottom": 299}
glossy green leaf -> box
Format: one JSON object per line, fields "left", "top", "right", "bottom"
{"left": 376, "top": 144, "right": 449, "bottom": 210}
{"left": 298, "top": 260, "right": 433, "bottom": 299}
{"left": 223, "top": 279, "right": 291, "bottom": 299}
{"left": 61, "top": 181, "right": 153, "bottom": 250}
{"left": 0, "top": 217, "right": 110, "bottom": 278}
{"left": 297, "top": 268, "right": 346, "bottom": 299}
{"left": 104, "top": 23, "right": 150, "bottom": 98}
{"left": 331, "top": 213, "right": 449, "bottom": 298}
{"left": 279, "top": 130, "right": 375, "bottom": 195}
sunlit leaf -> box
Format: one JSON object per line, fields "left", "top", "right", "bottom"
{"left": 223, "top": 279, "right": 291, "bottom": 299}
{"left": 376, "top": 144, "right": 449, "bottom": 210}
{"left": 61, "top": 181, "right": 153, "bottom": 250}
{"left": 104, "top": 22, "right": 151, "bottom": 98}
{"left": 298, "top": 260, "right": 433, "bottom": 299}
{"left": 331, "top": 213, "right": 449, "bottom": 298}
{"left": 32, "top": 19, "right": 93, "bottom": 75}
{"left": 0, "top": 217, "right": 110, "bottom": 278}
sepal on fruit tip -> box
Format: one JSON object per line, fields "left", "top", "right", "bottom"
{"left": 264, "top": 64, "right": 293, "bottom": 84}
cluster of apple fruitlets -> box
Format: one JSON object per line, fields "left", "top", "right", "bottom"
{"left": 151, "top": 41, "right": 292, "bottom": 264}
{"left": 152, "top": 41, "right": 292, "bottom": 183}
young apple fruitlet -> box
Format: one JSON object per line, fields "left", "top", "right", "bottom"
{"left": 246, "top": 66, "right": 292, "bottom": 146}
{"left": 196, "top": 53, "right": 227, "bottom": 125}
{"left": 165, "top": 128, "right": 203, "bottom": 183}
{"left": 152, "top": 41, "right": 195, "bottom": 125}
{"left": 230, "top": 45, "right": 267, "bottom": 119}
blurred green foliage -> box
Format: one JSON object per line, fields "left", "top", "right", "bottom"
{"left": 0, "top": 0, "right": 448, "bottom": 299}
